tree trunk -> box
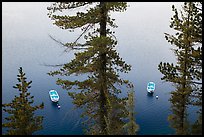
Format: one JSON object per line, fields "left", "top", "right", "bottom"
{"left": 99, "top": 2, "right": 109, "bottom": 134}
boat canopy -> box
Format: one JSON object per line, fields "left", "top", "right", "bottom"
{"left": 49, "top": 90, "right": 59, "bottom": 102}
{"left": 147, "top": 82, "right": 155, "bottom": 93}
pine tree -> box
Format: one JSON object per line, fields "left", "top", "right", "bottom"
{"left": 158, "top": 2, "right": 202, "bottom": 135}
{"left": 123, "top": 85, "right": 139, "bottom": 135}
{"left": 81, "top": 93, "right": 128, "bottom": 135}
{"left": 47, "top": 2, "right": 132, "bottom": 135}
{"left": 2, "top": 67, "right": 44, "bottom": 135}
{"left": 187, "top": 2, "right": 202, "bottom": 135}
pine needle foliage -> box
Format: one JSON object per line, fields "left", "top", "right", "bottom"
{"left": 158, "top": 2, "right": 202, "bottom": 135}
{"left": 123, "top": 85, "right": 139, "bottom": 135}
{"left": 47, "top": 2, "right": 133, "bottom": 135}
{"left": 2, "top": 67, "right": 44, "bottom": 135}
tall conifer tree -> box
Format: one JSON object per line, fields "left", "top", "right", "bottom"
{"left": 158, "top": 2, "right": 202, "bottom": 135}
{"left": 2, "top": 67, "right": 44, "bottom": 135}
{"left": 47, "top": 2, "right": 133, "bottom": 134}
{"left": 123, "top": 85, "right": 139, "bottom": 135}
{"left": 187, "top": 2, "right": 202, "bottom": 135}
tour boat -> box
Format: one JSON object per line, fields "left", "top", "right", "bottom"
{"left": 49, "top": 90, "right": 59, "bottom": 102}
{"left": 147, "top": 82, "right": 155, "bottom": 93}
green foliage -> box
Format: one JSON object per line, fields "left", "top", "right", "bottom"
{"left": 191, "top": 113, "right": 202, "bottom": 135}
{"left": 123, "top": 86, "right": 139, "bottom": 135}
{"left": 2, "top": 67, "right": 44, "bottom": 135}
{"left": 158, "top": 2, "right": 202, "bottom": 135}
{"left": 47, "top": 2, "right": 134, "bottom": 135}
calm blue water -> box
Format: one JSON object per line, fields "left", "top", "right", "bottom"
{"left": 2, "top": 2, "right": 197, "bottom": 135}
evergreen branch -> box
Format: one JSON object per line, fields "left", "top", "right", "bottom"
{"left": 63, "top": 23, "right": 93, "bottom": 52}
{"left": 74, "top": 24, "right": 92, "bottom": 44}
{"left": 48, "top": 35, "right": 88, "bottom": 52}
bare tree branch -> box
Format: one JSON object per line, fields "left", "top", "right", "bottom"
{"left": 40, "top": 62, "right": 65, "bottom": 67}
{"left": 191, "top": 81, "right": 202, "bottom": 85}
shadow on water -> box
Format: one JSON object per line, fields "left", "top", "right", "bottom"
{"left": 147, "top": 92, "right": 154, "bottom": 97}
{"left": 51, "top": 101, "right": 60, "bottom": 109}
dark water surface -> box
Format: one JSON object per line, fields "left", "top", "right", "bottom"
{"left": 3, "top": 2, "right": 196, "bottom": 135}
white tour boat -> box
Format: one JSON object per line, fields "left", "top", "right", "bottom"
{"left": 49, "top": 90, "right": 59, "bottom": 102}
{"left": 147, "top": 82, "right": 155, "bottom": 93}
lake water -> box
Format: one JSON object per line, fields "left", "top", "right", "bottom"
{"left": 2, "top": 2, "right": 197, "bottom": 135}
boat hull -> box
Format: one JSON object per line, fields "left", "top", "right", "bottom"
{"left": 51, "top": 99, "right": 59, "bottom": 103}
{"left": 147, "top": 90, "right": 154, "bottom": 93}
